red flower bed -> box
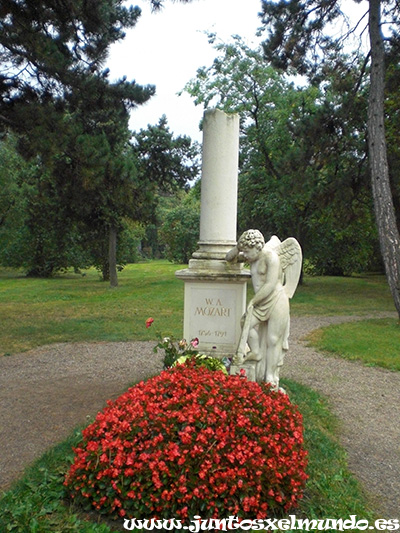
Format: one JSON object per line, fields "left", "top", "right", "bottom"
{"left": 64, "top": 363, "right": 308, "bottom": 522}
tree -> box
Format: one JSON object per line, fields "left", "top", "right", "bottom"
{"left": 132, "top": 117, "right": 200, "bottom": 259}
{"left": 0, "top": 136, "right": 24, "bottom": 230}
{"left": 0, "top": 0, "right": 198, "bottom": 284}
{"left": 0, "top": 0, "right": 157, "bottom": 283}
{"left": 259, "top": 0, "right": 400, "bottom": 315}
{"left": 158, "top": 187, "right": 200, "bottom": 263}
{"left": 132, "top": 116, "right": 199, "bottom": 193}
{"left": 183, "top": 35, "right": 377, "bottom": 275}
{"left": 0, "top": 135, "right": 93, "bottom": 275}
{"left": 385, "top": 39, "right": 400, "bottom": 230}
{"left": 0, "top": 0, "right": 153, "bottom": 128}
{"left": 367, "top": 0, "right": 400, "bottom": 313}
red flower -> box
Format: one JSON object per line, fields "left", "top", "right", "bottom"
{"left": 145, "top": 317, "right": 154, "bottom": 328}
{"left": 65, "top": 364, "right": 308, "bottom": 523}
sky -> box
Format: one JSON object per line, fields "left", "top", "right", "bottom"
{"left": 106, "top": 0, "right": 263, "bottom": 143}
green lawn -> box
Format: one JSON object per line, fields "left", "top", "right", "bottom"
{"left": 291, "top": 273, "right": 395, "bottom": 316}
{"left": 0, "top": 262, "right": 186, "bottom": 355}
{"left": 0, "top": 264, "right": 396, "bottom": 357}
{"left": 307, "top": 317, "right": 400, "bottom": 371}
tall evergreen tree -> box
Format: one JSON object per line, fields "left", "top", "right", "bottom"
{"left": 0, "top": 0, "right": 150, "bottom": 122}
{"left": 132, "top": 116, "right": 200, "bottom": 260}
{"left": 0, "top": 0, "right": 197, "bottom": 283}
{"left": 0, "top": 0, "right": 155, "bottom": 282}
{"left": 133, "top": 116, "right": 199, "bottom": 193}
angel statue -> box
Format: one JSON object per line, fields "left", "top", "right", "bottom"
{"left": 225, "top": 230, "right": 302, "bottom": 391}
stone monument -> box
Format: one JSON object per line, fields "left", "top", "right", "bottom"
{"left": 226, "top": 230, "right": 302, "bottom": 390}
{"left": 175, "top": 108, "right": 250, "bottom": 359}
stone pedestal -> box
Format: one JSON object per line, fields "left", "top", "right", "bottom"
{"left": 175, "top": 269, "right": 249, "bottom": 358}
{"left": 175, "top": 109, "right": 250, "bottom": 358}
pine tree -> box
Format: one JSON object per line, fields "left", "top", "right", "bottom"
{"left": 0, "top": 0, "right": 154, "bottom": 282}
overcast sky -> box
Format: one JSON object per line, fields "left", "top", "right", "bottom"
{"left": 106, "top": 0, "right": 263, "bottom": 143}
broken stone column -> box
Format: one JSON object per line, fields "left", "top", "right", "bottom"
{"left": 175, "top": 108, "right": 250, "bottom": 359}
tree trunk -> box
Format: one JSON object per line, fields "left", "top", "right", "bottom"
{"left": 368, "top": 0, "right": 400, "bottom": 319}
{"left": 109, "top": 224, "right": 118, "bottom": 288}
{"left": 101, "top": 261, "right": 110, "bottom": 282}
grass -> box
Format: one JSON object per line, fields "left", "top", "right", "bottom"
{"left": 0, "top": 262, "right": 186, "bottom": 355}
{"left": 0, "top": 426, "right": 112, "bottom": 533}
{"left": 290, "top": 273, "right": 395, "bottom": 317}
{"left": 0, "top": 265, "right": 396, "bottom": 356}
{"left": 306, "top": 317, "right": 400, "bottom": 371}
{"left": 0, "top": 379, "right": 378, "bottom": 533}
{"left": 281, "top": 379, "right": 377, "bottom": 522}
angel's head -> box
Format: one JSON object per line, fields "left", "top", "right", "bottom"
{"left": 237, "top": 229, "right": 265, "bottom": 252}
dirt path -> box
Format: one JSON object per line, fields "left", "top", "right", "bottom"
{"left": 0, "top": 316, "right": 399, "bottom": 518}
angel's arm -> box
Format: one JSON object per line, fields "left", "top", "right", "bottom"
{"left": 225, "top": 246, "right": 246, "bottom": 263}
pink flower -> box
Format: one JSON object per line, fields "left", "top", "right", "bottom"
{"left": 145, "top": 317, "right": 154, "bottom": 328}
{"left": 190, "top": 338, "right": 199, "bottom": 348}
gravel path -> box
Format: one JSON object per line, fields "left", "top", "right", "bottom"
{"left": 0, "top": 315, "right": 399, "bottom": 519}
{"left": 286, "top": 316, "right": 400, "bottom": 519}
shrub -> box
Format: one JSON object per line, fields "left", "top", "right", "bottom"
{"left": 173, "top": 353, "right": 228, "bottom": 374}
{"left": 154, "top": 335, "right": 199, "bottom": 369}
{"left": 65, "top": 364, "right": 308, "bottom": 523}
{"left": 152, "top": 322, "right": 229, "bottom": 373}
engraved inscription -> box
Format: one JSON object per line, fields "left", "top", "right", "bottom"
{"left": 194, "top": 298, "right": 231, "bottom": 318}
{"left": 198, "top": 329, "right": 228, "bottom": 337}
{"left": 188, "top": 286, "right": 238, "bottom": 346}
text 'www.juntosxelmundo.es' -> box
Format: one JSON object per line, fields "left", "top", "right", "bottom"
{"left": 123, "top": 515, "right": 400, "bottom": 531}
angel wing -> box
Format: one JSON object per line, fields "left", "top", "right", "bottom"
{"left": 266, "top": 236, "right": 302, "bottom": 298}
